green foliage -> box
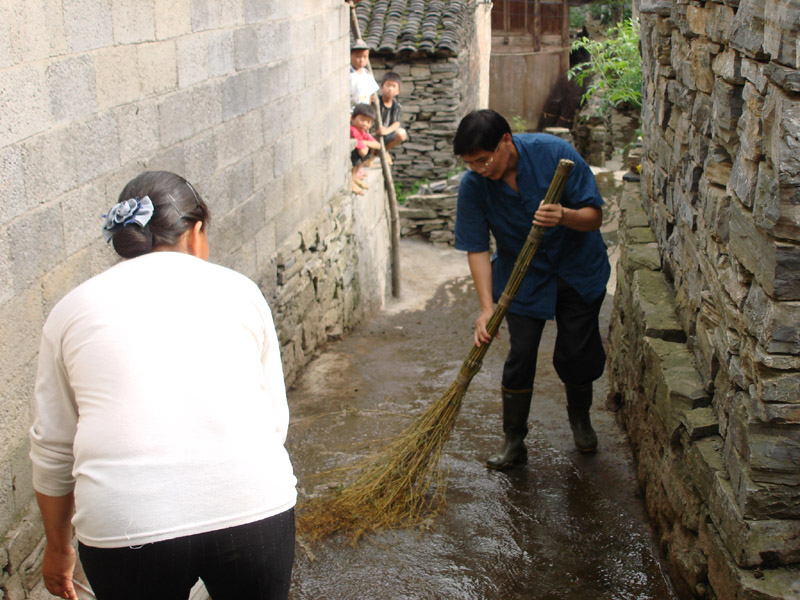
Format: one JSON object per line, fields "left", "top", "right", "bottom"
{"left": 511, "top": 115, "right": 528, "bottom": 133}
{"left": 571, "top": 1, "right": 632, "bottom": 29}
{"left": 394, "top": 182, "right": 406, "bottom": 204}
{"left": 569, "top": 5, "right": 588, "bottom": 29}
{"left": 394, "top": 178, "right": 429, "bottom": 204}
{"left": 568, "top": 18, "right": 642, "bottom": 115}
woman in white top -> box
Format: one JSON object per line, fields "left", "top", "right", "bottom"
{"left": 30, "top": 171, "right": 297, "bottom": 600}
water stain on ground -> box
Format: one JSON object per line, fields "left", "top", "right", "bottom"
{"left": 287, "top": 172, "right": 677, "bottom": 599}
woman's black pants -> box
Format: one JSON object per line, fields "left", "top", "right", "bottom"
{"left": 78, "top": 508, "right": 295, "bottom": 600}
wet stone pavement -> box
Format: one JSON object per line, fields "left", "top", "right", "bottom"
{"left": 286, "top": 172, "right": 679, "bottom": 600}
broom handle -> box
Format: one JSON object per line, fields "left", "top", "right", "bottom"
{"left": 457, "top": 159, "right": 574, "bottom": 380}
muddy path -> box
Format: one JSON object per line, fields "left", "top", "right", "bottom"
{"left": 286, "top": 189, "right": 679, "bottom": 598}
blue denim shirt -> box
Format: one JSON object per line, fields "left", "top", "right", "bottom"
{"left": 454, "top": 134, "right": 610, "bottom": 319}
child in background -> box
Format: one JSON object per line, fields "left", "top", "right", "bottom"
{"left": 350, "top": 103, "right": 380, "bottom": 195}
{"left": 376, "top": 72, "right": 408, "bottom": 164}
{"left": 349, "top": 39, "right": 379, "bottom": 109}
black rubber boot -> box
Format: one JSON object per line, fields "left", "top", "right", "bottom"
{"left": 566, "top": 383, "right": 598, "bottom": 452}
{"left": 486, "top": 388, "right": 532, "bottom": 470}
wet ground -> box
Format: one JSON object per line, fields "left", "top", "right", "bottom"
{"left": 286, "top": 170, "right": 679, "bottom": 599}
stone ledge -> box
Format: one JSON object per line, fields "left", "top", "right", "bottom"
{"left": 643, "top": 336, "right": 711, "bottom": 440}
{"left": 620, "top": 242, "right": 661, "bottom": 273}
{"left": 404, "top": 192, "right": 457, "bottom": 209}
{"left": 728, "top": 440, "right": 800, "bottom": 520}
{"left": 623, "top": 226, "right": 658, "bottom": 245}
{"left": 701, "top": 517, "right": 800, "bottom": 600}
{"left": 399, "top": 207, "right": 439, "bottom": 220}
{"left": 619, "top": 190, "right": 653, "bottom": 228}
{"left": 682, "top": 406, "right": 719, "bottom": 440}
{"left": 709, "top": 471, "right": 800, "bottom": 568}
{"left": 632, "top": 270, "right": 686, "bottom": 342}
{"left": 687, "top": 436, "right": 726, "bottom": 502}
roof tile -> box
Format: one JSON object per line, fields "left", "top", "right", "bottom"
{"left": 352, "top": 0, "right": 470, "bottom": 56}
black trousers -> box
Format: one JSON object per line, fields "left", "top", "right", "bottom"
{"left": 79, "top": 508, "right": 295, "bottom": 600}
{"left": 502, "top": 279, "right": 606, "bottom": 391}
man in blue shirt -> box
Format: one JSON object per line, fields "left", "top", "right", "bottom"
{"left": 453, "top": 110, "right": 610, "bottom": 469}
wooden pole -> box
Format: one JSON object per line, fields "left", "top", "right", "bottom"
{"left": 348, "top": 1, "right": 402, "bottom": 298}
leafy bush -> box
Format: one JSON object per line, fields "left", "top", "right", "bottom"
{"left": 568, "top": 18, "right": 642, "bottom": 115}
{"left": 569, "top": 5, "right": 589, "bottom": 29}
{"left": 571, "top": 1, "right": 632, "bottom": 29}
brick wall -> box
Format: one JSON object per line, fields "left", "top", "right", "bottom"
{"left": 0, "top": 1, "right": 391, "bottom": 597}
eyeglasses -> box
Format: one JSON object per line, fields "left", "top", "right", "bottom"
{"left": 463, "top": 142, "right": 500, "bottom": 172}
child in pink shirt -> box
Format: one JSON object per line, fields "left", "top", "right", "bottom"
{"left": 349, "top": 103, "right": 380, "bottom": 194}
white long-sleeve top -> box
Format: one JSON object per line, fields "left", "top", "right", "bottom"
{"left": 30, "top": 251, "right": 297, "bottom": 548}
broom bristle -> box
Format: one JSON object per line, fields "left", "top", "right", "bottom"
{"left": 296, "top": 381, "right": 466, "bottom": 543}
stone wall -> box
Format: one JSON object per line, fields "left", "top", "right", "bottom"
{"left": 608, "top": 0, "right": 800, "bottom": 598}
{"left": 369, "top": 55, "right": 468, "bottom": 186}
{"left": 368, "top": 6, "right": 489, "bottom": 187}
{"left": 398, "top": 174, "right": 461, "bottom": 246}
{"left": 369, "top": 46, "right": 484, "bottom": 184}
{"left": 0, "top": 2, "right": 391, "bottom": 597}
{"left": 573, "top": 96, "right": 641, "bottom": 168}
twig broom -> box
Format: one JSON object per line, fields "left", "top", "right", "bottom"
{"left": 297, "top": 159, "right": 575, "bottom": 543}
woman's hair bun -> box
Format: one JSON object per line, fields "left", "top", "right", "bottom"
{"left": 106, "top": 171, "right": 210, "bottom": 259}
{"left": 111, "top": 224, "right": 154, "bottom": 259}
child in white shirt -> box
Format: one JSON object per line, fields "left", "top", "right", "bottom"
{"left": 349, "top": 39, "right": 379, "bottom": 110}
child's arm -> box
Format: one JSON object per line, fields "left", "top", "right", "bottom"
{"left": 365, "top": 139, "right": 381, "bottom": 150}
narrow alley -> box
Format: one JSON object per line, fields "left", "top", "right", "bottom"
{"left": 287, "top": 176, "right": 679, "bottom": 599}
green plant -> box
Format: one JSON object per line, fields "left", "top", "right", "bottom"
{"left": 511, "top": 115, "right": 528, "bottom": 133}
{"left": 395, "top": 178, "right": 429, "bottom": 204}
{"left": 622, "top": 127, "right": 643, "bottom": 154}
{"left": 569, "top": 5, "right": 589, "bottom": 29}
{"left": 568, "top": 18, "right": 642, "bottom": 115}
{"left": 394, "top": 181, "right": 405, "bottom": 203}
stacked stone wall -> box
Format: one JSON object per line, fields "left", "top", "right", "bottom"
{"left": 0, "top": 2, "right": 391, "bottom": 597}
{"left": 370, "top": 55, "right": 467, "bottom": 185}
{"left": 397, "top": 174, "right": 464, "bottom": 246}
{"left": 608, "top": 0, "right": 800, "bottom": 598}
{"left": 368, "top": 7, "right": 486, "bottom": 187}
{"left": 400, "top": 190, "right": 458, "bottom": 245}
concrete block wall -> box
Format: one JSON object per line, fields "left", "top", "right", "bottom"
{"left": 608, "top": 0, "right": 800, "bottom": 598}
{"left": 0, "top": 1, "right": 391, "bottom": 597}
